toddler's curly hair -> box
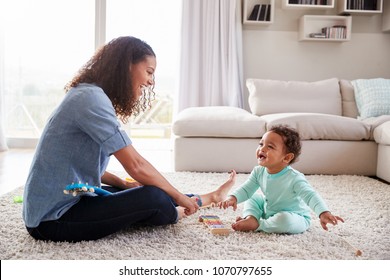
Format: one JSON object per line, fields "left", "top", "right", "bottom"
{"left": 269, "top": 125, "right": 301, "bottom": 164}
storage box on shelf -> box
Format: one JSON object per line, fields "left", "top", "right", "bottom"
{"left": 243, "top": 0, "right": 274, "bottom": 25}
{"left": 282, "top": 0, "right": 334, "bottom": 9}
{"left": 337, "top": 0, "right": 383, "bottom": 15}
{"left": 298, "top": 15, "right": 352, "bottom": 41}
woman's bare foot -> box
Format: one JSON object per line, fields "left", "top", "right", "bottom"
{"left": 199, "top": 170, "right": 237, "bottom": 206}
{"left": 176, "top": 206, "right": 187, "bottom": 220}
{"left": 232, "top": 216, "right": 259, "bottom": 231}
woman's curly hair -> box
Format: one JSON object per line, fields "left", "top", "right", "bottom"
{"left": 269, "top": 124, "right": 302, "bottom": 164}
{"left": 64, "top": 36, "right": 156, "bottom": 123}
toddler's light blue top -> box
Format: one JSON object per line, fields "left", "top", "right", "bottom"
{"left": 23, "top": 83, "right": 131, "bottom": 228}
{"left": 231, "top": 166, "right": 329, "bottom": 219}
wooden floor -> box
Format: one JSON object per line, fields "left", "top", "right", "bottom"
{"left": 0, "top": 139, "right": 173, "bottom": 196}
{"left": 0, "top": 149, "right": 36, "bottom": 196}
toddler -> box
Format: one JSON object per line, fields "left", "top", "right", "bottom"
{"left": 219, "top": 125, "right": 344, "bottom": 233}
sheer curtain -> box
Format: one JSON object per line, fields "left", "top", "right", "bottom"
{"left": 0, "top": 81, "right": 7, "bottom": 151}
{"left": 0, "top": 10, "right": 8, "bottom": 152}
{"left": 0, "top": 85, "right": 7, "bottom": 151}
{"left": 177, "top": 0, "right": 244, "bottom": 111}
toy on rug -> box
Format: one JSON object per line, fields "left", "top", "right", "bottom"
{"left": 64, "top": 182, "right": 112, "bottom": 196}
{"left": 331, "top": 231, "right": 362, "bottom": 256}
{"left": 198, "top": 215, "right": 230, "bottom": 235}
{"left": 13, "top": 195, "right": 23, "bottom": 203}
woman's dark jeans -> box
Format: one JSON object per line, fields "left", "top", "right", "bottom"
{"left": 27, "top": 185, "right": 195, "bottom": 242}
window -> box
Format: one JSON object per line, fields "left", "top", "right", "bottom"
{"left": 1, "top": 0, "right": 94, "bottom": 146}
{"left": 1, "top": 0, "right": 180, "bottom": 147}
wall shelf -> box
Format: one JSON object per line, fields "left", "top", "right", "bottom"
{"left": 246, "top": 0, "right": 383, "bottom": 41}
{"left": 337, "top": 0, "right": 383, "bottom": 15}
{"left": 298, "top": 15, "right": 352, "bottom": 42}
{"left": 282, "top": 0, "right": 334, "bottom": 9}
{"left": 243, "top": 0, "right": 274, "bottom": 25}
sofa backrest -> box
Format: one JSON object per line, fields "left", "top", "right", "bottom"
{"left": 339, "top": 79, "right": 359, "bottom": 118}
{"left": 246, "top": 78, "right": 342, "bottom": 116}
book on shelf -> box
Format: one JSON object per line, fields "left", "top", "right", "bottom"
{"left": 266, "top": 5, "right": 271, "bottom": 21}
{"left": 248, "top": 4, "right": 260, "bottom": 20}
{"left": 259, "top": 5, "right": 267, "bottom": 21}
{"left": 347, "top": 0, "right": 377, "bottom": 10}
{"left": 248, "top": 4, "right": 271, "bottom": 22}
{"left": 321, "top": 25, "right": 347, "bottom": 39}
{"left": 309, "top": 32, "right": 327, "bottom": 38}
{"left": 289, "top": 0, "right": 329, "bottom": 5}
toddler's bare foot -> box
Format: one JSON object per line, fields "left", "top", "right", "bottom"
{"left": 232, "top": 216, "right": 259, "bottom": 231}
{"left": 200, "top": 170, "right": 236, "bottom": 206}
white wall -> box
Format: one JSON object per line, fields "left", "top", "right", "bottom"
{"left": 242, "top": 1, "right": 390, "bottom": 109}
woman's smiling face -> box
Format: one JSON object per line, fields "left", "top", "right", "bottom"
{"left": 130, "top": 55, "right": 156, "bottom": 99}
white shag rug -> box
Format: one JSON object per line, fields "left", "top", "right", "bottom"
{"left": 0, "top": 172, "right": 389, "bottom": 260}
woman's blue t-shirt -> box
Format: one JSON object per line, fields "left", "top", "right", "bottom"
{"left": 23, "top": 83, "right": 131, "bottom": 228}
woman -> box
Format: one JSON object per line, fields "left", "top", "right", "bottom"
{"left": 22, "top": 36, "right": 233, "bottom": 242}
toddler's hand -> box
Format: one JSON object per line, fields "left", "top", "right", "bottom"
{"left": 218, "top": 195, "right": 237, "bottom": 211}
{"left": 319, "top": 211, "right": 344, "bottom": 231}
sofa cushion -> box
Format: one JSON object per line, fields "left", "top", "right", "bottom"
{"left": 247, "top": 78, "right": 342, "bottom": 116}
{"left": 172, "top": 106, "right": 266, "bottom": 138}
{"left": 260, "top": 113, "right": 371, "bottom": 141}
{"left": 373, "top": 121, "right": 390, "bottom": 145}
{"left": 351, "top": 78, "right": 390, "bottom": 119}
{"left": 339, "top": 80, "right": 359, "bottom": 118}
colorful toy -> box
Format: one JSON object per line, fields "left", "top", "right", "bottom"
{"left": 198, "top": 215, "right": 230, "bottom": 235}
{"left": 64, "top": 182, "right": 112, "bottom": 196}
{"left": 13, "top": 195, "right": 23, "bottom": 203}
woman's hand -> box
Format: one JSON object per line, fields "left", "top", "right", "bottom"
{"left": 319, "top": 211, "right": 344, "bottom": 230}
{"left": 175, "top": 193, "right": 199, "bottom": 216}
{"left": 218, "top": 195, "right": 238, "bottom": 211}
{"left": 101, "top": 171, "right": 142, "bottom": 190}
{"left": 122, "top": 178, "right": 143, "bottom": 189}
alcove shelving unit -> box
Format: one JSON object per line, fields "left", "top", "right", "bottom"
{"left": 282, "top": 0, "right": 334, "bottom": 9}
{"left": 337, "top": 0, "right": 383, "bottom": 15}
{"left": 243, "top": 0, "right": 274, "bottom": 25}
{"left": 246, "top": 0, "right": 383, "bottom": 41}
{"left": 298, "top": 15, "right": 352, "bottom": 42}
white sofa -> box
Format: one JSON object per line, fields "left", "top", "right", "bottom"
{"left": 172, "top": 78, "right": 390, "bottom": 183}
